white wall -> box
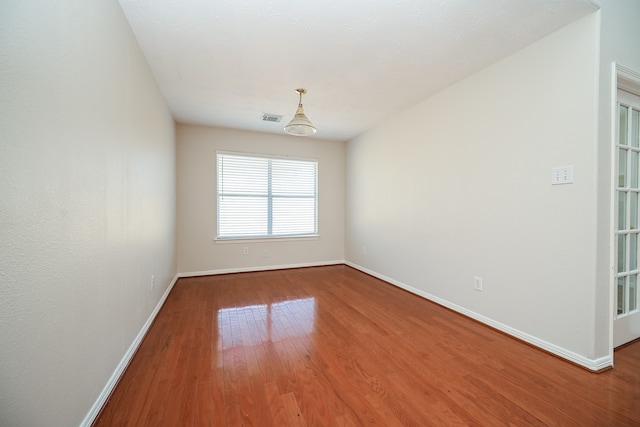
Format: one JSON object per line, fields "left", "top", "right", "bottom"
{"left": 176, "top": 124, "right": 345, "bottom": 273}
{"left": 594, "top": 0, "right": 640, "bottom": 358}
{"left": 0, "top": 2, "right": 176, "bottom": 426}
{"left": 346, "top": 14, "right": 602, "bottom": 365}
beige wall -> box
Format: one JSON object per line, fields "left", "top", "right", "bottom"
{"left": 0, "top": 2, "right": 176, "bottom": 426}
{"left": 594, "top": 0, "right": 640, "bottom": 358}
{"left": 346, "top": 14, "right": 603, "bottom": 368}
{"left": 176, "top": 124, "right": 345, "bottom": 274}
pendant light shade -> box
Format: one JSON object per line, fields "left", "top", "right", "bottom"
{"left": 284, "top": 89, "right": 317, "bottom": 136}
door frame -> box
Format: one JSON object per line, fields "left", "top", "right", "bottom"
{"left": 611, "top": 63, "right": 640, "bottom": 355}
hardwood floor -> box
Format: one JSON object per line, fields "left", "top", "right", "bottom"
{"left": 93, "top": 265, "right": 640, "bottom": 426}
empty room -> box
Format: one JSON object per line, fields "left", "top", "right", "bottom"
{"left": 2, "top": 0, "right": 640, "bottom": 426}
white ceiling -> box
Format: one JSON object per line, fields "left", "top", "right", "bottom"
{"left": 119, "top": 0, "right": 598, "bottom": 141}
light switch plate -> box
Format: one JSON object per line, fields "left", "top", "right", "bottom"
{"left": 552, "top": 166, "right": 573, "bottom": 185}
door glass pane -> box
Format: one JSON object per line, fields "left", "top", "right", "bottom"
{"left": 618, "top": 276, "right": 626, "bottom": 315}
{"left": 620, "top": 105, "right": 628, "bottom": 146}
{"left": 631, "top": 233, "right": 637, "bottom": 271}
{"left": 631, "top": 151, "right": 639, "bottom": 189}
{"left": 618, "top": 192, "right": 627, "bottom": 230}
{"left": 618, "top": 234, "right": 627, "bottom": 273}
{"left": 630, "top": 274, "right": 638, "bottom": 312}
{"left": 619, "top": 148, "right": 628, "bottom": 187}
{"left": 632, "top": 109, "right": 639, "bottom": 148}
{"left": 631, "top": 192, "right": 638, "bottom": 230}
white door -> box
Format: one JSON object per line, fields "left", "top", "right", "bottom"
{"left": 614, "top": 89, "right": 640, "bottom": 347}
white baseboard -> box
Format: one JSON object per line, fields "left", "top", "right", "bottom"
{"left": 178, "top": 259, "right": 345, "bottom": 278}
{"left": 345, "top": 261, "right": 613, "bottom": 372}
{"left": 80, "top": 274, "right": 179, "bottom": 427}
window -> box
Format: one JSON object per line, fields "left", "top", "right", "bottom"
{"left": 217, "top": 152, "right": 318, "bottom": 239}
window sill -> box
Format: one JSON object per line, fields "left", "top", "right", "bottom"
{"left": 213, "top": 235, "right": 320, "bottom": 244}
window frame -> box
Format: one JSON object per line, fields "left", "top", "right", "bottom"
{"left": 215, "top": 150, "right": 319, "bottom": 242}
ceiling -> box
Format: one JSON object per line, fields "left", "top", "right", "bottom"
{"left": 119, "top": 0, "right": 598, "bottom": 142}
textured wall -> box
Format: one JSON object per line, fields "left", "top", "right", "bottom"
{"left": 176, "top": 125, "right": 345, "bottom": 274}
{"left": 0, "top": 2, "right": 176, "bottom": 426}
{"left": 594, "top": 0, "right": 640, "bottom": 355}
{"left": 346, "top": 14, "right": 601, "bottom": 364}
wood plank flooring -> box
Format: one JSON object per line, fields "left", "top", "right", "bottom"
{"left": 93, "top": 265, "right": 640, "bottom": 426}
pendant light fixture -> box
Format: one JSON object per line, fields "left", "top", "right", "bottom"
{"left": 284, "top": 88, "right": 317, "bottom": 136}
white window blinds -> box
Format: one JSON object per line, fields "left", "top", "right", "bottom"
{"left": 217, "top": 152, "right": 318, "bottom": 239}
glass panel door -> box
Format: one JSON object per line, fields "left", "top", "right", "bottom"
{"left": 614, "top": 82, "right": 640, "bottom": 348}
{"left": 615, "top": 93, "right": 640, "bottom": 320}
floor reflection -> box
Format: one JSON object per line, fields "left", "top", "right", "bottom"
{"left": 217, "top": 297, "right": 316, "bottom": 351}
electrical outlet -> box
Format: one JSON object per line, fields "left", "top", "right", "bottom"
{"left": 243, "top": 247, "right": 249, "bottom": 255}
{"left": 473, "top": 276, "right": 483, "bottom": 291}
{"left": 263, "top": 249, "right": 269, "bottom": 258}
{"left": 363, "top": 246, "right": 367, "bottom": 255}
{"left": 151, "top": 275, "right": 155, "bottom": 290}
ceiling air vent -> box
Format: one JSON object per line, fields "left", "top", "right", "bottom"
{"left": 262, "top": 113, "right": 282, "bottom": 123}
